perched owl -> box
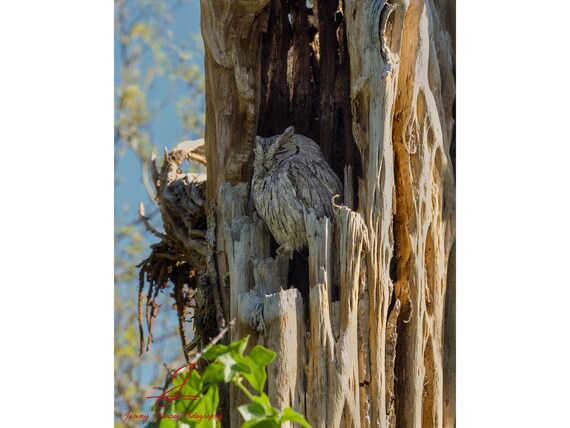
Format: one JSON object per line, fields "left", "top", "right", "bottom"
{"left": 252, "top": 126, "right": 342, "bottom": 258}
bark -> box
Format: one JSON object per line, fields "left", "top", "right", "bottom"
{"left": 198, "top": 0, "right": 456, "bottom": 426}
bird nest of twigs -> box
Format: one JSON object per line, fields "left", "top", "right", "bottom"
{"left": 137, "top": 141, "right": 217, "bottom": 362}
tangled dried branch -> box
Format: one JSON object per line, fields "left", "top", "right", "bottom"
{"left": 137, "top": 144, "right": 210, "bottom": 357}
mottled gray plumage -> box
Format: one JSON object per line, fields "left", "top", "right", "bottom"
{"left": 252, "top": 126, "right": 342, "bottom": 257}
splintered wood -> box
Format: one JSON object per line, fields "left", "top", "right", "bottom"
{"left": 201, "top": 0, "right": 456, "bottom": 426}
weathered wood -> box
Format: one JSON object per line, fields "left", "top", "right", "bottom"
{"left": 217, "top": 183, "right": 272, "bottom": 427}
{"left": 263, "top": 289, "right": 306, "bottom": 417}
{"left": 344, "top": 1, "right": 408, "bottom": 426}
{"left": 304, "top": 212, "right": 336, "bottom": 427}
{"left": 201, "top": 0, "right": 270, "bottom": 330}
{"left": 199, "top": 0, "right": 456, "bottom": 426}
{"left": 389, "top": 1, "right": 456, "bottom": 426}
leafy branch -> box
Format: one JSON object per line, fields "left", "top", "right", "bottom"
{"left": 147, "top": 334, "right": 311, "bottom": 428}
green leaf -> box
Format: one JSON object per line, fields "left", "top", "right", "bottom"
{"left": 229, "top": 335, "right": 250, "bottom": 356}
{"left": 180, "top": 385, "right": 220, "bottom": 428}
{"left": 201, "top": 361, "right": 226, "bottom": 386}
{"left": 175, "top": 399, "right": 187, "bottom": 414}
{"left": 217, "top": 353, "right": 237, "bottom": 382}
{"left": 156, "top": 418, "right": 177, "bottom": 428}
{"left": 241, "top": 359, "right": 265, "bottom": 392}
{"left": 232, "top": 361, "right": 252, "bottom": 374}
{"left": 202, "top": 344, "right": 229, "bottom": 360}
{"left": 281, "top": 407, "right": 312, "bottom": 428}
{"left": 249, "top": 393, "right": 272, "bottom": 412}
{"left": 160, "top": 366, "right": 202, "bottom": 414}
{"left": 172, "top": 365, "right": 202, "bottom": 389}
{"left": 241, "top": 346, "right": 276, "bottom": 392}
{"left": 185, "top": 368, "right": 203, "bottom": 391}
{"left": 202, "top": 336, "right": 249, "bottom": 361}
{"left": 242, "top": 418, "right": 280, "bottom": 428}
{"left": 249, "top": 346, "right": 277, "bottom": 367}
{"left": 238, "top": 402, "right": 266, "bottom": 422}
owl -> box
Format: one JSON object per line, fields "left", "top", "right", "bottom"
{"left": 252, "top": 126, "right": 343, "bottom": 258}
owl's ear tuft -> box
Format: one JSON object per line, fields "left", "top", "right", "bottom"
{"left": 277, "top": 126, "right": 295, "bottom": 147}
{"left": 283, "top": 126, "right": 295, "bottom": 138}
{"left": 272, "top": 126, "right": 296, "bottom": 158}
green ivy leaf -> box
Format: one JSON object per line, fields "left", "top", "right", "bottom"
{"left": 281, "top": 407, "right": 312, "bottom": 428}
{"left": 232, "top": 361, "right": 252, "bottom": 374}
{"left": 217, "top": 354, "right": 237, "bottom": 382}
{"left": 249, "top": 393, "right": 273, "bottom": 413}
{"left": 172, "top": 366, "right": 202, "bottom": 390}
{"left": 242, "top": 418, "right": 280, "bottom": 428}
{"left": 241, "top": 358, "right": 265, "bottom": 393}
{"left": 185, "top": 368, "right": 203, "bottom": 392}
{"left": 202, "top": 344, "right": 229, "bottom": 361}
{"left": 175, "top": 398, "right": 187, "bottom": 414}
{"left": 238, "top": 402, "right": 266, "bottom": 422}
{"left": 201, "top": 361, "right": 226, "bottom": 386}
{"left": 156, "top": 418, "right": 178, "bottom": 428}
{"left": 180, "top": 385, "right": 219, "bottom": 427}
{"left": 202, "top": 336, "right": 249, "bottom": 361}
{"left": 249, "top": 346, "right": 277, "bottom": 367}
{"left": 160, "top": 367, "right": 202, "bottom": 414}
{"left": 144, "top": 340, "right": 310, "bottom": 428}
{"left": 241, "top": 346, "right": 276, "bottom": 392}
{"left": 230, "top": 335, "right": 249, "bottom": 356}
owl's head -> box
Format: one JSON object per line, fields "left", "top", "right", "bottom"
{"left": 253, "top": 126, "right": 298, "bottom": 173}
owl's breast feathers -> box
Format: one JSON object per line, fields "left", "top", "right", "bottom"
{"left": 252, "top": 129, "right": 342, "bottom": 253}
{"left": 253, "top": 154, "right": 342, "bottom": 252}
{"left": 253, "top": 165, "right": 306, "bottom": 251}
{"left": 285, "top": 158, "right": 342, "bottom": 218}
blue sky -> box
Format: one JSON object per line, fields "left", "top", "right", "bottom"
{"left": 115, "top": 0, "right": 203, "bottom": 220}
{"left": 114, "top": 0, "right": 204, "bottom": 415}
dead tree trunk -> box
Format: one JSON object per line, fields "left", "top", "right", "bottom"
{"left": 199, "top": 0, "right": 455, "bottom": 426}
